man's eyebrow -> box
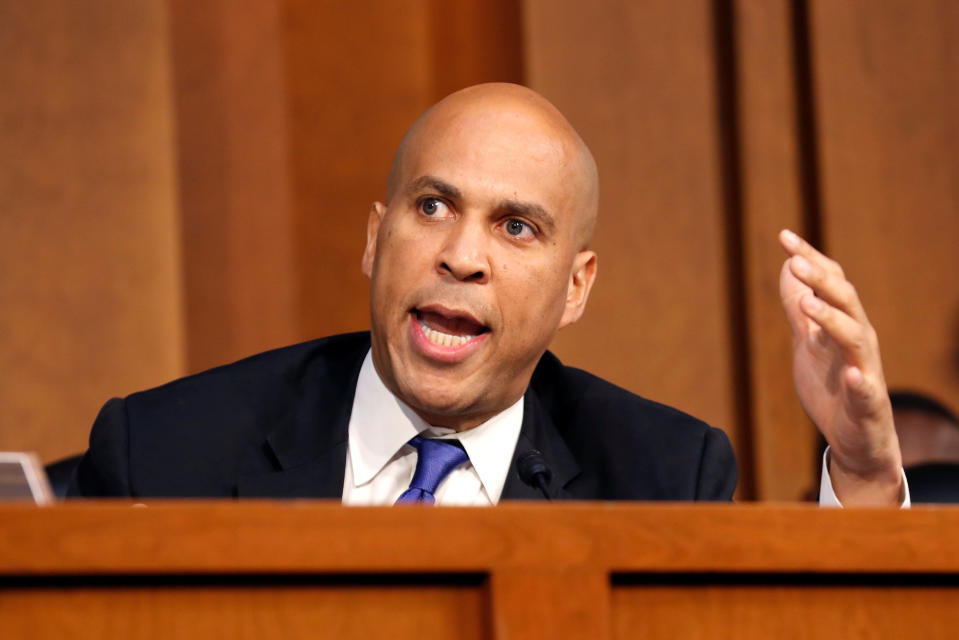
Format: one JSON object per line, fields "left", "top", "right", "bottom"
{"left": 499, "top": 199, "right": 556, "bottom": 234}
{"left": 407, "top": 175, "right": 462, "bottom": 200}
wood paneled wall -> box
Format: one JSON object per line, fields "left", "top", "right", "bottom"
{"left": 168, "top": 0, "right": 298, "bottom": 373}
{"left": 1, "top": 1, "right": 956, "bottom": 500}
{"left": 0, "top": 1, "right": 184, "bottom": 462}
{"left": 282, "top": 0, "right": 523, "bottom": 349}
{"left": 524, "top": 0, "right": 746, "bottom": 490}
{"left": 731, "top": 0, "right": 814, "bottom": 500}
{"left": 809, "top": 0, "right": 959, "bottom": 415}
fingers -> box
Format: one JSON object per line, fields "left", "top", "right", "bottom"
{"left": 843, "top": 366, "right": 893, "bottom": 423}
{"left": 779, "top": 259, "right": 812, "bottom": 338}
{"left": 778, "top": 229, "right": 881, "bottom": 370}
{"left": 778, "top": 229, "right": 869, "bottom": 325}
{"left": 797, "top": 292, "right": 879, "bottom": 368}
{"left": 779, "top": 229, "right": 834, "bottom": 266}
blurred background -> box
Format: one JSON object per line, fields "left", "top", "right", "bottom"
{"left": 1, "top": 0, "right": 956, "bottom": 500}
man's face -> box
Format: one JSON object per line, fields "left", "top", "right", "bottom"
{"left": 361, "top": 103, "right": 596, "bottom": 430}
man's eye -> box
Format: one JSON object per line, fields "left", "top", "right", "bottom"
{"left": 419, "top": 197, "right": 450, "bottom": 217}
{"left": 504, "top": 219, "right": 534, "bottom": 238}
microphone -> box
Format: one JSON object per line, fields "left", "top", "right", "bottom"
{"left": 517, "top": 450, "right": 552, "bottom": 500}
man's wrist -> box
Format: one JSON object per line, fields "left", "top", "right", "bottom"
{"left": 820, "top": 447, "right": 910, "bottom": 507}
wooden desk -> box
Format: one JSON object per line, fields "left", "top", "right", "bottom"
{"left": 2, "top": 503, "right": 958, "bottom": 639}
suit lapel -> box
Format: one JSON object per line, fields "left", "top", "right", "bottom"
{"left": 501, "top": 387, "right": 581, "bottom": 500}
{"left": 234, "top": 336, "right": 581, "bottom": 501}
{"left": 236, "top": 337, "right": 368, "bottom": 498}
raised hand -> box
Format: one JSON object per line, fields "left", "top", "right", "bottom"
{"left": 778, "top": 229, "right": 902, "bottom": 505}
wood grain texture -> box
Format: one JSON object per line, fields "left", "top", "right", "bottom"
{"left": 2, "top": 584, "right": 486, "bottom": 640}
{"left": 4, "top": 504, "right": 959, "bottom": 639}
{"left": 3, "top": 503, "right": 959, "bottom": 574}
{"left": 428, "top": 0, "right": 524, "bottom": 98}
{"left": 614, "top": 584, "right": 959, "bottom": 640}
{"left": 808, "top": 0, "right": 959, "bottom": 413}
{"left": 0, "top": 0, "right": 184, "bottom": 461}
{"left": 732, "top": 0, "right": 817, "bottom": 499}
{"left": 169, "top": 0, "right": 299, "bottom": 373}
{"left": 522, "top": 1, "right": 742, "bottom": 462}
{"left": 490, "top": 568, "right": 609, "bottom": 640}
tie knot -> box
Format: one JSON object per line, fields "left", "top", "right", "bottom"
{"left": 395, "top": 436, "right": 469, "bottom": 505}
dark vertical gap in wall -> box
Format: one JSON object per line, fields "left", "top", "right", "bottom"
{"left": 166, "top": 2, "right": 234, "bottom": 373}
{"left": 514, "top": 0, "right": 528, "bottom": 86}
{"left": 428, "top": 0, "right": 526, "bottom": 102}
{"left": 712, "top": 0, "right": 755, "bottom": 500}
{"left": 792, "top": 0, "right": 828, "bottom": 485}
{"left": 790, "top": 0, "right": 823, "bottom": 250}
{"left": 426, "top": 0, "right": 441, "bottom": 101}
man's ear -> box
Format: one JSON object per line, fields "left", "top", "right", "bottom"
{"left": 361, "top": 202, "right": 386, "bottom": 277}
{"left": 558, "top": 250, "right": 597, "bottom": 328}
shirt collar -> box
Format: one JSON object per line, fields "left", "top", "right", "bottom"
{"left": 347, "top": 350, "right": 524, "bottom": 503}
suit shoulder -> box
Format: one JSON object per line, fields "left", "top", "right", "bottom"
{"left": 530, "top": 351, "right": 736, "bottom": 500}
{"left": 121, "top": 331, "right": 369, "bottom": 444}
{"left": 130, "top": 332, "right": 371, "bottom": 403}
{"left": 109, "top": 332, "right": 368, "bottom": 495}
{"left": 531, "top": 350, "right": 714, "bottom": 436}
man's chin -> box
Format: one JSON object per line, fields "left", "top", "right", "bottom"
{"left": 399, "top": 385, "right": 491, "bottom": 431}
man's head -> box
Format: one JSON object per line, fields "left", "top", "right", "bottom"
{"left": 361, "top": 83, "right": 599, "bottom": 431}
{"left": 890, "top": 390, "right": 959, "bottom": 468}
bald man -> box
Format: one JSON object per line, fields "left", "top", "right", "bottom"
{"left": 69, "top": 84, "right": 905, "bottom": 506}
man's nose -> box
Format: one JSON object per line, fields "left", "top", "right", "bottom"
{"left": 436, "top": 219, "right": 490, "bottom": 283}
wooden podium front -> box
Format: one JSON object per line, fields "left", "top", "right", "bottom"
{"left": 2, "top": 503, "right": 958, "bottom": 639}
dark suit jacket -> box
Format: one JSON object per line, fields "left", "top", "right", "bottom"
{"left": 69, "top": 332, "right": 736, "bottom": 500}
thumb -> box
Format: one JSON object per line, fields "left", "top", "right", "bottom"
{"left": 843, "top": 367, "right": 885, "bottom": 418}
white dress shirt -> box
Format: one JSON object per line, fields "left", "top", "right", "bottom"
{"left": 342, "top": 350, "right": 908, "bottom": 507}
{"left": 342, "top": 351, "right": 523, "bottom": 506}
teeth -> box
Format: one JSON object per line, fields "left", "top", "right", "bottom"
{"left": 419, "top": 319, "right": 477, "bottom": 347}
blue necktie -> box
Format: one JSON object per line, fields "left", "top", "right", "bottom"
{"left": 395, "top": 436, "right": 469, "bottom": 505}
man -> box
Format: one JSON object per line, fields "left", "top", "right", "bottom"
{"left": 890, "top": 391, "right": 959, "bottom": 470}
{"left": 889, "top": 391, "right": 959, "bottom": 503}
{"left": 69, "top": 83, "right": 905, "bottom": 506}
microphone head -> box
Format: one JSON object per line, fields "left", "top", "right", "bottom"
{"left": 517, "top": 450, "right": 552, "bottom": 486}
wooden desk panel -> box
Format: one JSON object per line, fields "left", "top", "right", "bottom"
{"left": 2, "top": 503, "right": 958, "bottom": 639}
{"left": 614, "top": 583, "right": 959, "bottom": 639}
{"left": 2, "top": 582, "right": 486, "bottom": 640}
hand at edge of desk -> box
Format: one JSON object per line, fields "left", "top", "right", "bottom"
{"left": 779, "top": 229, "right": 903, "bottom": 506}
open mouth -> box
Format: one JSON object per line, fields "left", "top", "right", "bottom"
{"left": 413, "top": 308, "right": 490, "bottom": 348}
